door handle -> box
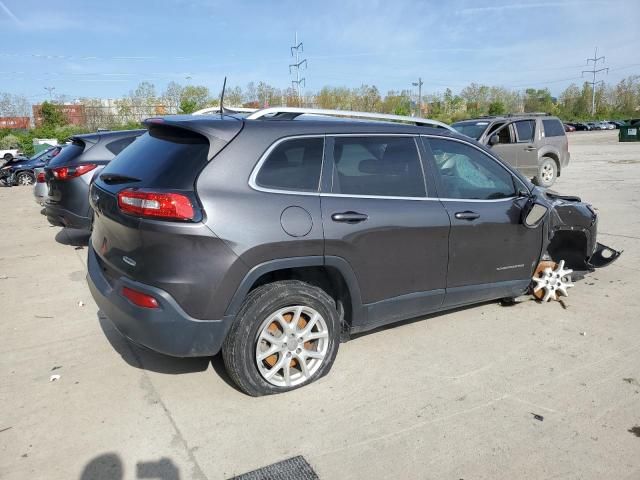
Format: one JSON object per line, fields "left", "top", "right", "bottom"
{"left": 454, "top": 211, "right": 480, "bottom": 221}
{"left": 524, "top": 146, "right": 536, "bottom": 151}
{"left": 331, "top": 211, "right": 368, "bottom": 223}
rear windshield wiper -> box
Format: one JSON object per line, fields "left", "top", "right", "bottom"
{"left": 100, "top": 173, "right": 142, "bottom": 185}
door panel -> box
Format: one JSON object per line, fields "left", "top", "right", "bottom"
{"left": 513, "top": 120, "right": 538, "bottom": 174}
{"left": 423, "top": 136, "right": 544, "bottom": 306}
{"left": 321, "top": 135, "right": 450, "bottom": 326}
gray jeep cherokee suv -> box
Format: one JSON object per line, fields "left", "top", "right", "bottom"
{"left": 452, "top": 114, "right": 570, "bottom": 187}
{"left": 87, "top": 108, "right": 617, "bottom": 396}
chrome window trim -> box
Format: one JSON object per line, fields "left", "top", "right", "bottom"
{"left": 248, "top": 133, "right": 524, "bottom": 204}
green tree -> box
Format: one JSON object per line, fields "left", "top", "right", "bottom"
{"left": 488, "top": 101, "right": 505, "bottom": 115}
{"left": 0, "top": 133, "right": 19, "bottom": 149}
{"left": 523, "top": 88, "right": 554, "bottom": 113}
{"left": 40, "top": 101, "right": 66, "bottom": 128}
{"left": 179, "top": 85, "right": 210, "bottom": 114}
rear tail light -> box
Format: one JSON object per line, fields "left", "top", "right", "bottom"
{"left": 36, "top": 172, "right": 46, "bottom": 183}
{"left": 51, "top": 164, "right": 97, "bottom": 180}
{"left": 117, "top": 188, "right": 194, "bottom": 221}
{"left": 121, "top": 286, "right": 159, "bottom": 309}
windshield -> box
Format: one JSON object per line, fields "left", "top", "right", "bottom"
{"left": 451, "top": 121, "right": 490, "bottom": 140}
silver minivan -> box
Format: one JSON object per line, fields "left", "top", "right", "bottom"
{"left": 452, "top": 114, "right": 570, "bottom": 187}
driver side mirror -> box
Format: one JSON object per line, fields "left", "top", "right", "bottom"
{"left": 488, "top": 134, "right": 499, "bottom": 146}
{"left": 523, "top": 201, "right": 548, "bottom": 228}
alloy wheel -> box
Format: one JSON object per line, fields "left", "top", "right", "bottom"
{"left": 255, "top": 305, "right": 329, "bottom": 387}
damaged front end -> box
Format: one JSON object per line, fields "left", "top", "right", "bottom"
{"left": 523, "top": 188, "right": 621, "bottom": 302}
{"left": 541, "top": 189, "right": 621, "bottom": 271}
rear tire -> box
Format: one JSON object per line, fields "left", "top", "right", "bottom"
{"left": 222, "top": 280, "right": 340, "bottom": 396}
{"left": 3, "top": 153, "right": 12, "bottom": 161}
{"left": 533, "top": 157, "right": 557, "bottom": 188}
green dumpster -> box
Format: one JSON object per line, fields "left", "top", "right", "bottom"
{"left": 619, "top": 125, "right": 640, "bottom": 142}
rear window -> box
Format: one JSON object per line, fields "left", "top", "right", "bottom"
{"left": 99, "top": 126, "right": 210, "bottom": 189}
{"left": 542, "top": 119, "right": 565, "bottom": 137}
{"left": 46, "top": 143, "right": 84, "bottom": 167}
{"left": 255, "top": 137, "right": 323, "bottom": 192}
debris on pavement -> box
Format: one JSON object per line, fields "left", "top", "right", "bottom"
{"left": 623, "top": 378, "right": 639, "bottom": 386}
{"left": 532, "top": 413, "right": 544, "bottom": 421}
{"left": 580, "top": 332, "right": 587, "bottom": 336}
{"left": 0, "top": 426, "right": 12, "bottom": 433}
{"left": 49, "top": 374, "right": 60, "bottom": 382}
{"left": 51, "top": 366, "right": 62, "bottom": 371}
{"left": 77, "top": 301, "right": 85, "bottom": 307}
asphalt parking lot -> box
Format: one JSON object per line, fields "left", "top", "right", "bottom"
{"left": 1, "top": 129, "right": 639, "bottom": 480}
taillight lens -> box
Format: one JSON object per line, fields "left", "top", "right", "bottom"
{"left": 51, "top": 164, "right": 97, "bottom": 180}
{"left": 121, "top": 286, "right": 159, "bottom": 309}
{"left": 36, "top": 172, "right": 46, "bottom": 183}
{"left": 117, "top": 188, "right": 194, "bottom": 220}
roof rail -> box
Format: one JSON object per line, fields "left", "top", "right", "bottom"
{"left": 245, "top": 107, "right": 455, "bottom": 131}
{"left": 192, "top": 106, "right": 258, "bottom": 115}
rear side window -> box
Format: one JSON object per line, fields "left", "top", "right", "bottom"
{"left": 514, "top": 120, "right": 535, "bottom": 142}
{"left": 331, "top": 136, "right": 425, "bottom": 197}
{"left": 255, "top": 137, "right": 323, "bottom": 192}
{"left": 542, "top": 119, "right": 565, "bottom": 137}
{"left": 106, "top": 136, "right": 137, "bottom": 155}
{"left": 99, "top": 127, "right": 209, "bottom": 189}
{"left": 47, "top": 143, "right": 84, "bottom": 167}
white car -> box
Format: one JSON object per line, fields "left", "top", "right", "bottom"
{"left": 0, "top": 148, "right": 19, "bottom": 164}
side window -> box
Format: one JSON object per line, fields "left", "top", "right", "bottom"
{"left": 331, "top": 136, "right": 425, "bottom": 197}
{"left": 514, "top": 120, "right": 535, "bottom": 142}
{"left": 492, "top": 124, "right": 513, "bottom": 144}
{"left": 542, "top": 119, "right": 565, "bottom": 137}
{"left": 427, "top": 138, "right": 516, "bottom": 200}
{"left": 255, "top": 137, "right": 323, "bottom": 192}
{"left": 106, "top": 136, "right": 138, "bottom": 156}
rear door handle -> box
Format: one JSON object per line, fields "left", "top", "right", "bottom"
{"left": 524, "top": 146, "right": 536, "bottom": 151}
{"left": 454, "top": 211, "right": 480, "bottom": 221}
{"left": 331, "top": 211, "right": 368, "bottom": 223}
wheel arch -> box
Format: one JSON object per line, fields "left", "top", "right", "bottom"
{"left": 224, "top": 256, "right": 365, "bottom": 332}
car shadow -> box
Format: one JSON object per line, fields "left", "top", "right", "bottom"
{"left": 55, "top": 227, "right": 90, "bottom": 247}
{"left": 80, "top": 452, "right": 181, "bottom": 480}
{"left": 97, "top": 312, "right": 211, "bottom": 376}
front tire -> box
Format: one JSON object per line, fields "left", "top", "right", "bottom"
{"left": 222, "top": 280, "right": 340, "bottom": 396}
{"left": 16, "top": 172, "right": 35, "bottom": 186}
{"left": 533, "top": 157, "right": 557, "bottom": 188}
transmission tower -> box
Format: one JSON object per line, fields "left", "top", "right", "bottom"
{"left": 289, "top": 32, "right": 307, "bottom": 103}
{"left": 582, "top": 47, "right": 608, "bottom": 115}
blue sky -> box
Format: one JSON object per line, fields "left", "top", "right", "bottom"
{"left": 0, "top": 0, "right": 638, "bottom": 101}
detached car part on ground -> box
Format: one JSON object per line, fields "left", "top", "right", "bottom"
{"left": 44, "top": 130, "right": 144, "bottom": 230}
{"left": 86, "top": 109, "right": 619, "bottom": 397}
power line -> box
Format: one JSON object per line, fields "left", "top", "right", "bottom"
{"left": 289, "top": 32, "right": 307, "bottom": 102}
{"left": 582, "top": 47, "right": 608, "bottom": 115}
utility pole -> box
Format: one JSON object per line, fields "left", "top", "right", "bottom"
{"left": 582, "top": 47, "right": 608, "bottom": 116}
{"left": 44, "top": 86, "right": 55, "bottom": 100}
{"left": 289, "top": 32, "right": 307, "bottom": 105}
{"left": 412, "top": 77, "right": 423, "bottom": 116}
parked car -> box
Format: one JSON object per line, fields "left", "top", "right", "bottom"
{"left": 44, "top": 129, "right": 144, "bottom": 230}
{"left": 602, "top": 121, "right": 615, "bottom": 130}
{"left": 86, "top": 107, "right": 619, "bottom": 396}
{"left": 0, "top": 148, "right": 20, "bottom": 164}
{"left": 563, "top": 123, "right": 576, "bottom": 132}
{"left": 573, "top": 122, "right": 591, "bottom": 131}
{"left": 451, "top": 114, "right": 570, "bottom": 187}
{"left": 608, "top": 120, "right": 625, "bottom": 129}
{"left": 0, "top": 146, "right": 62, "bottom": 187}
{"left": 586, "top": 122, "right": 600, "bottom": 130}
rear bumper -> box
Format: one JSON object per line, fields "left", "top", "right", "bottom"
{"left": 87, "top": 245, "right": 232, "bottom": 357}
{"left": 45, "top": 203, "right": 91, "bottom": 230}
